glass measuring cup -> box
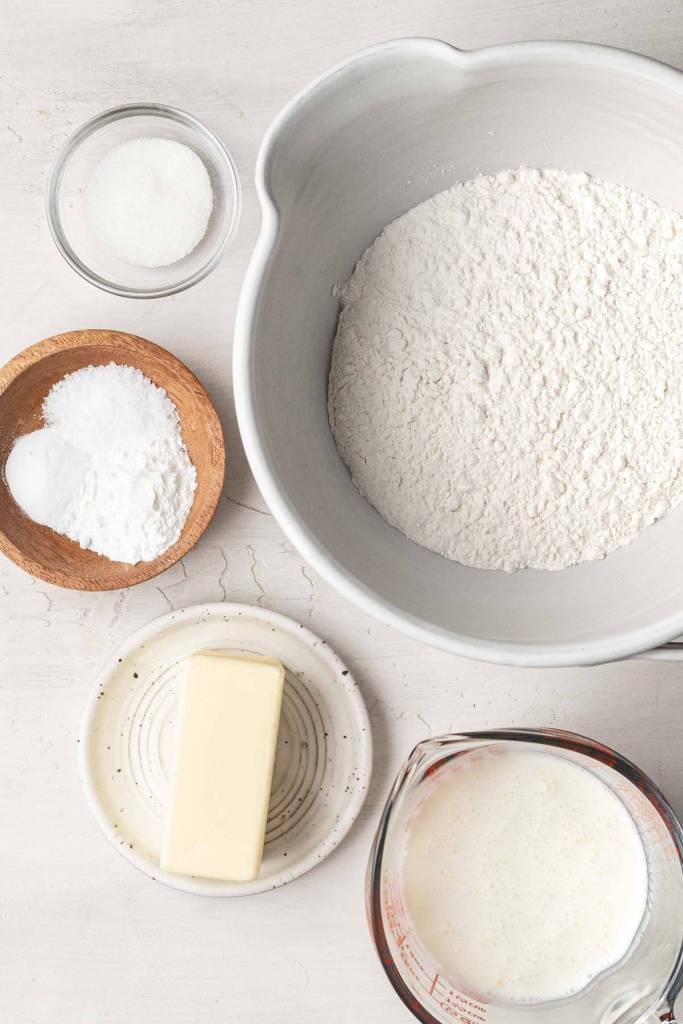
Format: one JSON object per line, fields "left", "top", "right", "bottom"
{"left": 367, "top": 729, "right": 683, "bottom": 1024}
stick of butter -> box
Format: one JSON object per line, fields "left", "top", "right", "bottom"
{"left": 161, "top": 651, "right": 285, "bottom": 882}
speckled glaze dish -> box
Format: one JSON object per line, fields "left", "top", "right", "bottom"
{"left": 234, "top": 38, "right": 683, "bottom": 666}
{"left": 79, "top": 603, "right": 372, "bottom": 896}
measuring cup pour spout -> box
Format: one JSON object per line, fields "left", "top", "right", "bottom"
{"left": 366, "top": 729, "right": 683, "bottom": 1024}
{"left": 637, "top": 1005, "right": 676, "bottom": 1024}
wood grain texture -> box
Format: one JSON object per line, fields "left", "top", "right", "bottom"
{"left": 0, "top": 329, "right": 225, "bottom": 589}
{"left": 3, "top": 3, "right": 683, "bottom": 1024}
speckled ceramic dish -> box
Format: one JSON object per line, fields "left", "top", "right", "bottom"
{"left": 79, "top": 602, "right": 372, "bottom": 896}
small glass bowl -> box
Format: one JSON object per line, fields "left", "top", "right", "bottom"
{"left": 46, "top": 103, "right": 241, "bottom": 298}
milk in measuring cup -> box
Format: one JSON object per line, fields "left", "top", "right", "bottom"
{"left": 402, "top": 747, "right": 648, "bottom": 1004}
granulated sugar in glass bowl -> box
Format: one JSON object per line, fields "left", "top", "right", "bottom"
{"left": 86, "top": 136, "right": 214, "bottom": 269}
{"left": 47, "top": 104, "right": 241, "bottom": 298}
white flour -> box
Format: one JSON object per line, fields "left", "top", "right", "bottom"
{"left": 328, "top": 167, "right": 683, "bottom": 572}
{"left": 6, "top": 363, "right": 196, "bottom": 564}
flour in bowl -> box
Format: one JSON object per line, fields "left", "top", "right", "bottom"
{"left": 328, "top": 167, "right": 683, "bottom": 571}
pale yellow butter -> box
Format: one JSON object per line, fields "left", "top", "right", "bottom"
{"left": 161, "top": 651, "right": 285, "bottom": 882}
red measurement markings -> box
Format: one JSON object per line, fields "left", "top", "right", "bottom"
{"left": 384, "top": 888, "right": 487, "bottom": 1023}
{"left": 428, "top": 975, "right": 487, "bottom": 1023}
{"left": 384, "top": 891, "right": 409, "bottom": 949}
{"left": 439, "top": 993, "right": 487, "bottom": 1022}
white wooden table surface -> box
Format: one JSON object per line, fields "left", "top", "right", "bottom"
{"left": 3, "top": 2, "right": 683, "bottom": 1021}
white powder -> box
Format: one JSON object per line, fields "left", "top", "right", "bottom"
{"left": 44, "top": 361, "right": 183, "bottom": 453}
{"left": 5, "top": 428, "right": 89, "bottom": 527}
{"left": 328, "top": 167, "right": 683, "bottom": 572}
{"left": 5, "top": 363, "right": 197, "bottom": 564}
{"left": 86, "top": 137, "right": 213, "bottom": 268}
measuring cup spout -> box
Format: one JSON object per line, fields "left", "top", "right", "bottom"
{"left": 646, "top": 1008, "right": 676, "bottom": 1022}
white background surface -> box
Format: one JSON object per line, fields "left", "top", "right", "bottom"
{"left": 2, "top": 2, "right": 683, "bottom": 1022}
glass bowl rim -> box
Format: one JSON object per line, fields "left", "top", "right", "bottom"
{"left": 46, "top": 102, "right": 242, "bottom": 299}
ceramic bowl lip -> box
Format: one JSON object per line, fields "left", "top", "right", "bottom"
{"left": 234, "top": 38, "right": 683, "bottom": 668}
{"left": 46, "top": 102, "right": 242, "bottom": 299}
{"left": 78, "top": 601, "right": 373, "bottom": 897}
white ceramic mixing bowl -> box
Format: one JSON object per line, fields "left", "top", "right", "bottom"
{"left": 234, "top": 39, "right": 683, "bottom": 667}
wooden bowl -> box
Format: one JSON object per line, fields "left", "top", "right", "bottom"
{"left": 0, "top": 329, "right": 225, "bottom": 590}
